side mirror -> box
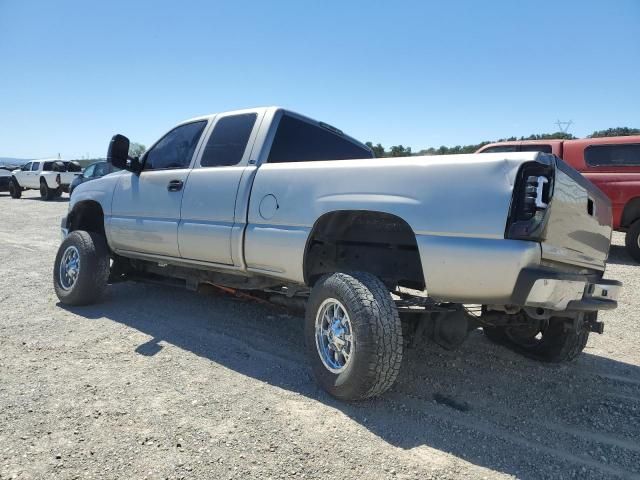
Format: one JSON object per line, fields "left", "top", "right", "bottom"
{"left": 107, "top": 134, "right": 130, "bottom": 170}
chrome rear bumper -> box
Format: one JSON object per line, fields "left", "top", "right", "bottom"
{"left": 513, "top": 268, "right": 621, "bottom": 312}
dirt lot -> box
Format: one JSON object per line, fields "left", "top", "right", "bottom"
{"left": 1, "top": 190, "right": 639, "bottom": 480}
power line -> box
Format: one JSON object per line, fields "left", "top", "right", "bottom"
{"left": 556, "top": 119, "right": 573, "bottom": 134}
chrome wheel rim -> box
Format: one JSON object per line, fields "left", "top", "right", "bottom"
{"left": 315, "top": 298, "right": 354, "bottom": 373}
{"left": 59, "top": 246, "right": 80, "bottom": 290}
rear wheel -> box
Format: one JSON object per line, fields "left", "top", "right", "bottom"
{"left": 40, "top": 179, "right": 54, "bottom": 200}
{"left": 9, "top": 179, "right": 21, "bottom": 198}
{"left": 483, "top": 313, "right": 591, "bottom": 362}
{"left": 305, "top": 272, "right": 403, "bottom": 401}
{"left": 625, "top": 220, "right": 640, "bottom": 263}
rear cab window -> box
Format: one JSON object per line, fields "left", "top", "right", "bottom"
{"left": 479, "top": 145, "right": 518, "bottom": 153}
{"left": 267, "top": 114, "right": 373, "bottom": 163}
{"left": 520, "top": 144, "right": 552, "bottom": 153}
{"left": 479, "top": 144, "right": 552, "bottom": 154}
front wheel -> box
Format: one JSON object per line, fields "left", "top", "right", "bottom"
{"left": 304, "top": 272, "right": 403, "bottom": 401}
{"left": 53, "top": 231, "right": 110, "bottom": 305}
{"left": 625, "top": 220, "right": 640, "bottom": 263}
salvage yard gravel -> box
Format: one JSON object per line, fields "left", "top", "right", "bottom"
{"left": 1, "top": 191, "right": 639, "bottom": 479}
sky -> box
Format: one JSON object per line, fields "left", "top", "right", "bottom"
{"left": 0, "top": 0, "right": 639, "bottom": 159}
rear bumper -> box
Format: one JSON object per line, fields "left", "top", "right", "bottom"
{"left": 511, "top": 268, "right": 621, "bottom": 312}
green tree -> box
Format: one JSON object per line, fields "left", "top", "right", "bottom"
{"left": 365, "top": 142, "right": 387, "bottom": 158}
{"left": 389, "top": 145, "right": 411, "bottom": 157}
{"left": 589, "top": 127, "right": 640, "bottom": 138}
{"left": 129, "top": 142, "right": 146, "bottom": 158}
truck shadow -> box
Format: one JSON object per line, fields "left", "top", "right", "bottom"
{"left": 20, "top": 196, "right": 69, "bottom": 203}
{"left": 608, "top": 244, "right": 638, "bottom": 266}
{"left": 59, "top": 283, "right": 640, "bottom": 480}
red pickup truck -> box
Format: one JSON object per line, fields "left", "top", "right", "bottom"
{"left": 477, "top": 136, "right": 640, "bottom": 262}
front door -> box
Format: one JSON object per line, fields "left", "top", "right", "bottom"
{"left": 25, "top": 161, "right": 40, "bottom": 188}
{"left": 109, "top": 120, "right": 208, "bottom": 257}
{"left": 178, "top": 111, "right": 261, "bottom": 265}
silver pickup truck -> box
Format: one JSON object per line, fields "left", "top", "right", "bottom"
{"left": 54, "top": 107, "right": 621, "bottom": 400}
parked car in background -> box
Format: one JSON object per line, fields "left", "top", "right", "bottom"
{"left": 10, "top": 160, "right": 82, "bottom": 200}
{"left": 477, "top": 136, "right": 640, "bottom": 262}
{"left": 54, "top": 107, "right": 620, "bottom": 401}
{"left": 0, "top": 167, "right": 12, "bottom": 191}
{"left": 69, "top": 161, "right": 119, "bottom": 196}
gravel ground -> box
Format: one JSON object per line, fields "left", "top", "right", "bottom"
{"left": 1, "top": 190, "right": 639, "bottom": 480}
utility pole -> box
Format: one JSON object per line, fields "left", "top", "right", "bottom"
{"left": 556, "top": 120, "right": 573, "bottom": 134}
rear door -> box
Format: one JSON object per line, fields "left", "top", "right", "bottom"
{"left": 178, "top": 110, "right": 263, "bottom": 265}
{"left": 110, "top": 120, "right": 208, "bottom": 257}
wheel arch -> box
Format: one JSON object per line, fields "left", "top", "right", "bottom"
{"left": 302, "top": 209, "right": 425, "bottom": 290}
{"left": 67, "top": 200, "right": 106, "bottom": 237}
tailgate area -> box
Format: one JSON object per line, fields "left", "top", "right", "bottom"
{"left": 541, "top": 159, "right": 612, "bottom": 270}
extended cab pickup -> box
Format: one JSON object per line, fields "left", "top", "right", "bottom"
{"left": 54, "top": 107, "right": 621, "bottom": 400}
{"left": 477, "top": 137, "right": 640, "bottom": 262}
{"left": 10, "top": 159, "right": 82, "bottom": 200}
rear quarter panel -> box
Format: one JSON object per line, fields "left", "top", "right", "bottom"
{"left": 245, "top": 154, "right": 541, "bottom": 299}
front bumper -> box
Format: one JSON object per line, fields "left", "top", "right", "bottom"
{"left": 511, "top": 268, "right": 621, "bottom": 312}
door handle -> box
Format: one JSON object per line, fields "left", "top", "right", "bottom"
{"left": 167, "top": 179, "right": 184, "bottom": 192}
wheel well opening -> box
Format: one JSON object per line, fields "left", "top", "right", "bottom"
{"left": 304, "top": 210, "right": 425, "bottom": 290}
{"left": 621, "top": 197, "right": 640, "bottom": 228}
{"left": 68, "top": 201, "right": 105, "bottom": 237}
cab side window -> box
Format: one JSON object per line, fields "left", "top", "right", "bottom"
{"left": 267, "top": 115, "right": 373, "bottom": 163}
{"left": 585, "top": 143, "right": 640, "bottom": 167}
{"left": 83, "top": 164, "right": 96, "bottom": 178}
{"left": 31, "top": 162, "right": 40, "bottom": 171}
{"left": 94, "top": 162, "right": 108, "bottom": 177}
{"left": 144, "top": 121, "right": 207, "bottom": 171}
{"left": 200, "top": 114, "right": 257, "bottom": 167}
{"left": 22, "top": 162, "right": 32, "bottom": 171}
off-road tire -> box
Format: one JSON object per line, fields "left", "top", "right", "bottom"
{"left": 304, "top": 272, "right": 403, "bottom": 401}
{"left": 483, "top": 315, "right": 591, "bottom": 363}
{"left": 625, "top": 219, "right": 640, "bottom": 263}
{"left": 9, "top": 178, "right": 21, "bottom": 198}
{"left": 53, "top": 231, "right": 110, "bottom": 306}
{"left": 40, "top": 179, "right": 55, "bottom": 201}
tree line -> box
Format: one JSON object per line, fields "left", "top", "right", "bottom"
{"left": 366, "top": 127, "right": 640, "bottom": 157}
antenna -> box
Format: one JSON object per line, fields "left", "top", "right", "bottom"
{"left": 556, "top": 120, "right": 573, "bottom": 134}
